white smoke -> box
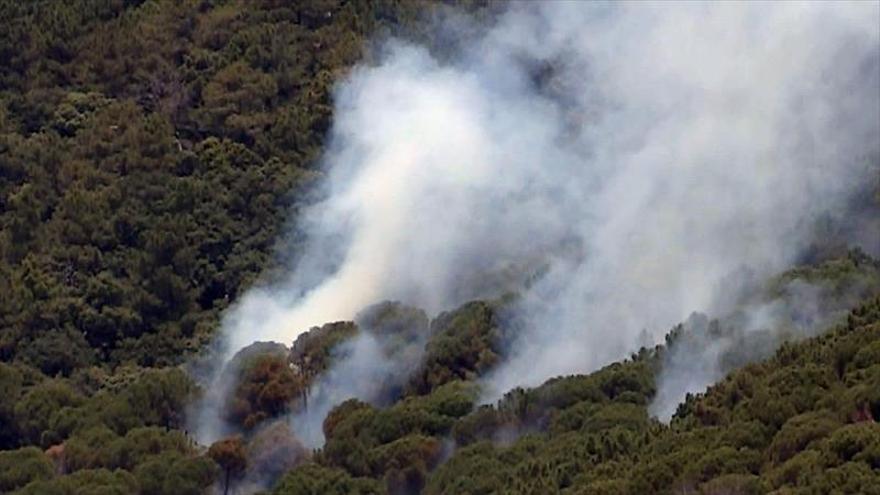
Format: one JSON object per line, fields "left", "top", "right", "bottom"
{"left": 195, "top": 1, "right": 880, "bottom": 443}
{"left": 290, "top": 331, "right": 409, "bottom": 447}
{"left": 474, "top": 1, "right": 880, "bottom": 398}
{"left": 651, "top": 262, "right": 880, "bottom": 421}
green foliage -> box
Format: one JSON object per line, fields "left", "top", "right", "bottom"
{"left": 14, "top": 379, "right": 84, "bottom": 447}
{"left": 449, "top": 355, "right": 657, "bottom": 451}
{"left": 0, "top": 0, "right": 447, "bottom": 379}
{"left": 18, "top": 327, "right": 96, "bottom": 377}
{"left": 134, "top": 452, "right": 218, "bottom": 495}
{"left": 0, "top": 2, "right": 493, "bottom": 489}
{"left": 0, "top": 447, "right": 54, "bottom": 493}
{"left": 61, "top": 366, "right": 199, "bottom": 436}
{"left": 117, "top": 367, "right": 196, "bottom": 430}
{"left": 14, "top": 468, "right": 139, "bottom": 495}
{"left": 0, "top": 0, "right": 474, "bottom": 466}
{"left": 426, "top": 296, "right": 880, "bottom": 494}
{"left": 422, "top": 442, "right": 509, "bottom": 495}
{"left": 272, "top": 463, "right": 386, "bottom": 495}
{"left": 36, "top": 426, "right": 218, "bottom": 494}
{"left": 320, "top": 381, "right": 477, "bottom": 493}
{"left": 0, "top": 364, "right": 212, "bottom": 493}
{"left": 0, "top": 2, "right": 877, "bottom": 494}
{"left": 407, "top": 300, "right": 505, "bottom": 395}
{"left": 770, "top": 250, "right": 880, "bottom": 302}
{"left": 767, "top": 410, "right": 840, "bottom": 464}
{"left": 699, "top": 474, "right": 767, "bottom": 495}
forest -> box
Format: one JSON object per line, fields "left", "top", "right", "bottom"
{"left": 0, "top": 1, "right": 878, "bottom": 494}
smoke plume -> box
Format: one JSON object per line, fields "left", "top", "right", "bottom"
{"left": 194, "top": 1, "right": 880, "bottom": 444}
{"left": 650, "top": 263, "right": 880, "bottom": 421}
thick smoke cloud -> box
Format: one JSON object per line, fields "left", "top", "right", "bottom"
{"left": 194, "top": 1, "right": 880, "bottom": 444}
{"left": 476, "top": 2, "right": 880, "bottom": 399}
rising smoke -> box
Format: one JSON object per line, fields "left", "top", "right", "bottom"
{"left": 193, "top": 1, "right": 880, "bottom": 446}
{"left": 650, "top": 266, "right": 880, "bottom": 421}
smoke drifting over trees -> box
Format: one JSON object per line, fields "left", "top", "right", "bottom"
{"left": 198, "top": 1, "right": 879, "bottom": 447}
{"left": 2, "top": 1, "right": 878, "bottom": 493}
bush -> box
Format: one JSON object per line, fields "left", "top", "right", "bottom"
{"left": 271, "top": 464, "right": 386, "bottom": 495}
{"left": 767, "top": 410, "right": 840, "bottom": 464}
{"left": 14, "top": 380, "right": 84, "bottom": 447}
{"left": 16, "top": 468, "right": 139, "bottom": 495}
{"left": 0, "top": 447, "right": 54, "bottom": 492}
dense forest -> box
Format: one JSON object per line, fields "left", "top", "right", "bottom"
{"left": 1, "top": 1, "right": 878, "bottom": 494}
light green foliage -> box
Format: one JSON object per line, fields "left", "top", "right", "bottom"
{"left": 63, "top": 426, "right": 193, "bottom": 472}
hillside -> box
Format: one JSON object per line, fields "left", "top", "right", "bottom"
{"left": 2, "top": 254, "right": 878, "bottom": 494}
{"left": 0, "top": 0, "right": 471, "bottom": 372}
{"left": 0, "top": 2, "right": 878, "bottom": 495}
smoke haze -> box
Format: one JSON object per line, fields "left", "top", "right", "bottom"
{"left": 650, "top": 266, "right": 880, "bottom": 421}
{"left": 194, "top": 1, "right": 880, "bottom": 444}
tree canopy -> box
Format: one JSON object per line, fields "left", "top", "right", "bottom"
{"left": 0, "top": 1, "right": 877, "bottom": 494}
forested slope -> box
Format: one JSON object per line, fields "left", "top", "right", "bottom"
{"left": 0, "top": 1, "right": 877, "bottom": 495}
{"left": 2, "top": 250, "right": 877, "bottom": 494}
{"left": 0, "top": 0, "right": 449, "bottom": 371}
